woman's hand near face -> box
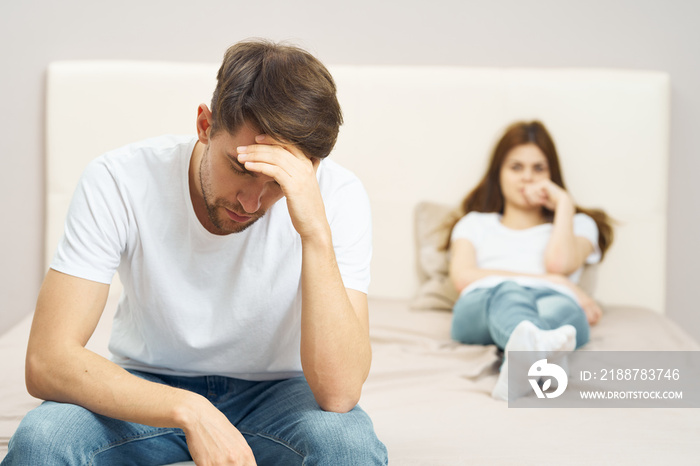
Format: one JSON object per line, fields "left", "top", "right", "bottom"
{"left": 523, "top": 179, "right": 573, "bottom": 211}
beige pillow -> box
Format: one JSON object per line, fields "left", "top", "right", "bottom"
{"left": 411, "top": 201, "right": 459, "bottom": 311}
{"left": 410, "top": 201, "right": 599, "bottom": 312}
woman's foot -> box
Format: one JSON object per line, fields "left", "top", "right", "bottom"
{"left": 491, "top": 321, "right": 576, "bottom": 401}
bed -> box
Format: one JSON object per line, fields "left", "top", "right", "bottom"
{"left": 1, "top": 62, "right": 698, "bottom": 464}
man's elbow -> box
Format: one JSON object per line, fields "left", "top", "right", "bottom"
{"left": 316, "top": 390, "right": 361, "bottom": 413}
{"left": 25, "top": 351, "right": 50, "bottom": 400}
{"left": 311, "top": 378, "right": 364, "bottom": 413}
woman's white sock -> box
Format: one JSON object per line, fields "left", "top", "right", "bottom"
{"left": 491, "top": 321, "right": 576, "bottom": 401}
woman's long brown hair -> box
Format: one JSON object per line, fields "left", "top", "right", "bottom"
{"left": 443, "top": 121, "right": 614, "bottom": 258}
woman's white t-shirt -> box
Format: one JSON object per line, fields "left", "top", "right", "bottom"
{"left": 450, "top": 211, "right": 600, "bottom": 300}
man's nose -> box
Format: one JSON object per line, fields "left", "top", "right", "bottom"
{"left": 237, "top": 180, "right": 266, "bottom": 213}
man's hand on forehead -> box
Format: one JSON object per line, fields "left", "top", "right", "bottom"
{"left": 236, "top": 134, "right": 320, "bottom": 174}
{"left": 236, "top": 134, "right": 319, "bottom": 183}
{"left": 236, "top": 134, "right": 327, "bottom": 240}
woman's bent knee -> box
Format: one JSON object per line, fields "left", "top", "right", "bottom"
{"left": 451, "top": 288, "right": 494, "bottom": 345}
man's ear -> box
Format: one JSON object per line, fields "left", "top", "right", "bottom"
{"left": 196, "top": 104, "right": 213, "bottom": 144}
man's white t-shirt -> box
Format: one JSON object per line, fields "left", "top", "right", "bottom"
{"left": 450, "top": 211, "right": 600, "bottom": 300}
{"left": 51, "top": 135, "right": 372, "bottom": 380}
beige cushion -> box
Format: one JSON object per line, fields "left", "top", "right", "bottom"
{"left": 411, "top": 201, "right": 459, "bottom": 311}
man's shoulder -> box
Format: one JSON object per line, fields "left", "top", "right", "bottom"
{"left": 90, "top": 135, "right": 194, "bottom": 178}
{"left": 100, "top": 135, "right": 195, "bottom": 162}
{"left": 315, "top": 159, "right": 371, "bottom": 224}
{"left": 76, "top": 135, "right": 195, "bottom": 203}
{"left": 317, "top": 158, "right": 365, "bottom": 194}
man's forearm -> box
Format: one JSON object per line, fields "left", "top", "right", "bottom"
{"left": 27, "top": 342, "right": 257, "bottom": 463}
{"left": 26, "top": 270, "right": 202, "bottom": 430}
{"left": 27, "top": 343, "right": 202, "bottom": 429}
{"left": 299, "top": 230, "right": 372, "bottom": 413}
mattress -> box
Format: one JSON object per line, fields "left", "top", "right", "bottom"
{"left": 2, "top": 296, "right": 699, "bottom": 464}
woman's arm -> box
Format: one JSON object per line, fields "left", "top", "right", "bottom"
{"left": 450, "top": 235, "right": 601, "bottom": 325}
{"left": 544, "top": 273, "right": 603, "bottom": 325}
{"left": 524, "top": 180, "right": 594, "bottom": 275}
{"left": 449, "top": 238, "right": 556, "bottom": 293}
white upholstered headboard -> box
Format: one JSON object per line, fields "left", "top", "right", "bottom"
{"left": 46, "top": 62, "right": 669, "bottom": 313}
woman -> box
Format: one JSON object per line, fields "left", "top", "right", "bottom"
{"left": 446, "top": 120, "right": 613, "bottom": 400}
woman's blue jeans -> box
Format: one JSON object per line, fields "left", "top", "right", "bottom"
{"left": 3, "top": 371, "right": 387, "bottom": 465}
{"left": 451, "top": 281, "right": 590, "bottom": 350}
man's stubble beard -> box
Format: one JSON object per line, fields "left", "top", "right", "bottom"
{"left": 199, "top": 145, "right": 264, "bottom": 235}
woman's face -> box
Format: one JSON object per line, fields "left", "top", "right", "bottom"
{"left": 499, "top": 143, "right": 551, "bottom": 210}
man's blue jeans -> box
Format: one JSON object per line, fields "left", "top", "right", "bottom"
{"left": 3, "top": 371, "right": 387, "bottom": 465}
{"left": 451, "top": 281, "right": 590, "bottom": 350}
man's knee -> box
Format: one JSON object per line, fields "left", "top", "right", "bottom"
{"left": 5, "top": 402, "right": 94, "bottom": 465}
{"left": 299, "top": 407, "right": 388, "bottom": 465}
{"left": 6, "top": 401, "right": 189, "bottom": 466}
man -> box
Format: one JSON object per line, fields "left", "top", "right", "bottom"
{"left": 3, "top": 40, "right": 387, "bottom": 465}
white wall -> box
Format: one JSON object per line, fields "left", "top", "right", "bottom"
{"left": 1, "top": 0, "right": 698, "bottom": 341}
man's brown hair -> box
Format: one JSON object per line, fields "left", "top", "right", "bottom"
{"left": 211, "top": 39, "right": 343, "bottom": 159}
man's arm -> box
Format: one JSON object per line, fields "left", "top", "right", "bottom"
{"left": 26, "top": 269, "right": 256, "bottom": 465}
{"left": 238, "top": 136, "right": 372, "bottom": 413}
{"left": 300, "top": 233, "right": 372, "bottom": 413}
